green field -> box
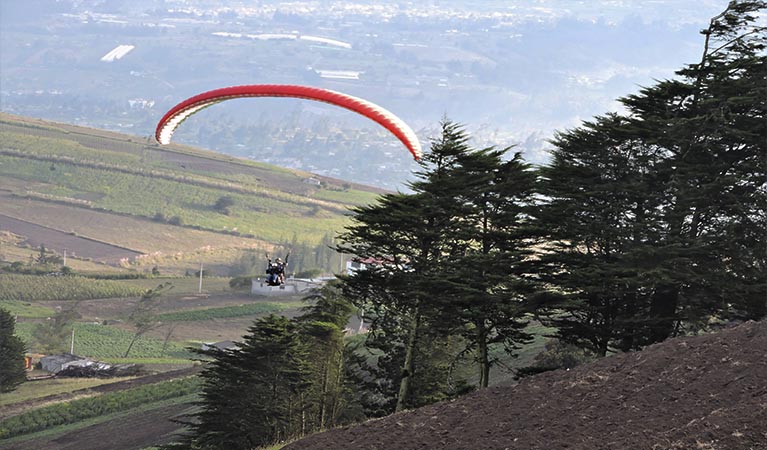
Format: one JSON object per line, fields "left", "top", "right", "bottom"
{"left": 0, "top": 274, "right": 145, "bottom": 302}
{"left": 0, "top": 117, "right": 380, "bottom": 256}
{"left": 0, "top": 377, "right": 200, "bottom": 440}
{"left": 0, "top": 300, "right": 55, "bottom": 318}
{"left": 155, "top": 302, "right": 295, "bottom": 322}
{"left": 15, "top": 323, "right": 195, "bottom": 360}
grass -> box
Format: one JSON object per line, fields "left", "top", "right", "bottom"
{"left": 0, "top": 300, "right": 55, "bottom": 318}
{"left": 99, "top": 357, "right": 196, "bottom": 365}
{"left": 0, "top": 273, "right": 144, "bottom": 301}
{"left": 154, "top": 302, "right": 295, "bottom": 322}
{"left": 121, "top": 277, "right": 232, "bottom": 295}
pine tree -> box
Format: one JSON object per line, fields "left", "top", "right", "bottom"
{"left": 0, "top": 308, "right": 27, "bottom": 393}
{"left": 533, "top": 1, "right": 766, "bottom": 353}
{"left": 533, "top": 112, "right": 670, "bottom": 355}
{"left": 436, "top": 148, "right": 538, "bottom": 386}
{"left": 620, "top": 0, "right": 766, "bottom": 337}
{"left": 178, "top": 315, "right": 310, "bottom": 450}
{"left": 337, "top": 120, "right": 471, "bottom": 411}
{"left": 294, "top": 282, "right": 355, "bottom": 431}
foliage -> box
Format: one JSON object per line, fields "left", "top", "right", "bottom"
{"left": 515, "top": 339, "right": 596, "bottom": 379}
{"left": 0, "top": 308, "right": 27, "bottom": 393}
{"left": 168, "top": 284, "right": 357, "bottom": 449}
{"left": 213, "top": 195, "right": 236, "bottom": 215}
{"left": 0, "top": 376, "right": 200, "bottom": 439}
{"left": 124, "top": 283, "right": 172, "bottom": 357}
{"left": 532, "top": 0, "right": 767, "bottom": 354}
{"left": 32, "top": 306, "right": 78, "bottom": 354}
{"left": 337, "top": 120, "right": 537, "bottom": 411}
{"left": 295, "top": 283, "right": 356, "bottom": 431}
{"left": 174, "top": 315, "right": 310, "bottom": 450}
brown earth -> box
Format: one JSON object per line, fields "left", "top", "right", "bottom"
{"left": 286, "top": 320, "right": 767, "bottom": 450}
{"left": 0, "top": 212, "right": 141, "bottom": 265}
{"left": 3, "top": 402, "right": 194, "bottom": 450}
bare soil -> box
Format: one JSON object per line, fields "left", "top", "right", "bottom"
{"left": 3, "top": 402, "right": 194, "bottom": 450}
{"left": 286, "top": 320, "right": 767, "bottom": 450}
{"left": 0, "top": 212, "right": 141, "bottom": 264}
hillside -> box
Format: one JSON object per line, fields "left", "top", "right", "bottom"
{"left": 286, "top": 320, "right": 767, "bottom": 450}
{"left": 0, "top": 112, "right": 384, "bottom": 275}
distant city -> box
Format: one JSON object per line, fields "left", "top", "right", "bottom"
{"left": 0, "top": 0, "right": 728, "bottom": 188}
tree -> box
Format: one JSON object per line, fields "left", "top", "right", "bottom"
{"left": 33, "top": 305, "right": 78, "bottom": 354}
{"left": 533, "top": 0, "right": 766, "bottom": 354}
{"left": 176, "top": 315, "right": 310, "bottom": 450}
{"left": 124, "top": 283, "right": 172, "bottom": 357}
{"left": 338, "top": 120, "right": 472, "bottom": 411}
{"left": 0, "top": 308, "right": 26, "bottom": 393}
{"left": 338, "top": 120, "right": 537, "bottom": 404}
{"left": 213, "top": 195, "right": 235, "bottom": 215}
{"left": 294, "top": 282, "right": 355, "bottom": 431}
{"left": 436, "top": 148, "right": 538, "bottom": 387}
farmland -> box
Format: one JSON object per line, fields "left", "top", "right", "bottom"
{"left": 0, "top": 113, "right": 555, "bottom": 449}
{"left": 0, "top": 113, "right": 381, "bottom": 276}
{"left": 0, "top": 274, "right": 144, "bottom": 302}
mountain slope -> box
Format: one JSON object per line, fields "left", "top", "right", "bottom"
{"left": 0, "top": 113, "right": 385, "bottom": 273}
{"left": 286, "top": 321, "right": 767, "bottom": 450}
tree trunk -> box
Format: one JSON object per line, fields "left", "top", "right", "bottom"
{"left": 124, "top": 331, "right": 144, "bottom": 357}
{"left": 396, "top": 305, "right": 421, "bottom": 412}
{"left": 477, "top": 321, "right": 490, "bottom": 388}
{"left": 648, "top": 283, "right": 679, "bottom": 343}
{"left": 319, "top": 356, "right": 329, "bottom": 430}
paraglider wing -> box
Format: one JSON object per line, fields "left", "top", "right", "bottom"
{"left": 155, "top": 84, "right": 422, "bottom": 160}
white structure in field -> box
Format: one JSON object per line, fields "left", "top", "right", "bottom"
{"left": 251, "top": 277, "right": 329, "bottom": 296}
{"left": 101, "top": 45, "right": 135, "bottom": 62}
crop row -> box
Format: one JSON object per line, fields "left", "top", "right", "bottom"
{"left": 68, "top": 324, "right": 194, "bottom": 359}
{"left": 14, "top": 323, "right": 195, "bottom": 359}
{"left": 0, "top": 154, "right": 346, "bottom": 244}
{"left": 0, "top": 376, "right": 201, "bottom": 439}
{"left": 155, "top": 302, "right": 286, "bottom": 322}
{"left": 0, "top": 274, "right": 144, "bottom": 301}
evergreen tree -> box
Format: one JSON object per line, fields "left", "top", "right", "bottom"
{"left": 177, "top": 315, "right": 309, "bottom": 450}
{"left": 436, "top": 149, "right": 538, "bottom": 386}
{"left": 534, "top": 114, "right": 666, "bottom": 355}
{"left": 339, "top": 120, "right": 537, "bottom": 403}
{"left": 0, "top": 308, "right": 27, "bottom": 393}
{"left": 534, "top": 0, "right": 766, "bottom": 353}
{"left": 295, "top": 282, "right": 355, "bottom": 431}
{"left": 337, "top": 120, "right": 471, "bottom": 411}
{"left": 625, "top": 0, "right": 767, "bottom": 329}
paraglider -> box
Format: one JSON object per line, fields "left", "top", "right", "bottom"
{"left": 265, "top": 253, "right": 288, "bottom": 286}
{"left": 154, "top": 84, "right": 422, "bottom": 160}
